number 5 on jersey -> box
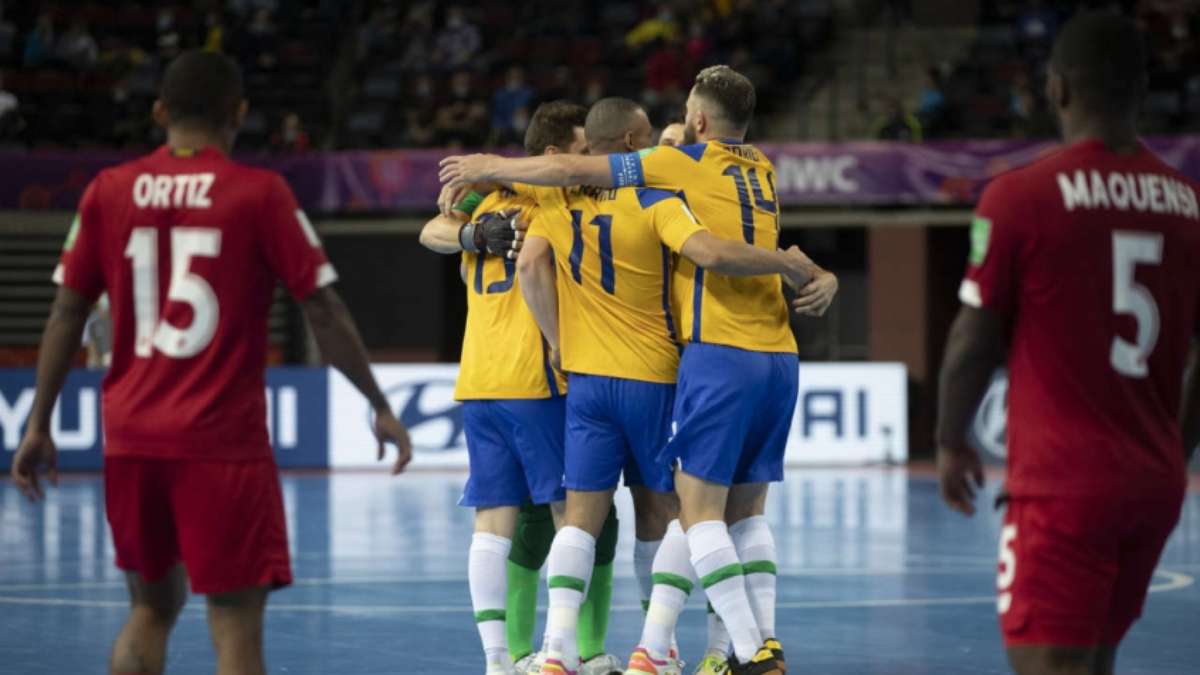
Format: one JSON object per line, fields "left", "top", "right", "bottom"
{"left": 125, "top": 227, "right": 221, "bottom": 359}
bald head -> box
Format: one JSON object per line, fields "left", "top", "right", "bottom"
{"left": 585, "top": 97, "right": 654, "bottom": 154}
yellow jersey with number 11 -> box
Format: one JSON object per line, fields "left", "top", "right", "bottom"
{"left": 608, "top": 140, "right": 797, "bottom": 355}
{"left": 524, "top": 184, "right": 704, "bottom": 384}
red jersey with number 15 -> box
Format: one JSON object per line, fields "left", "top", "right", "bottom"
{"left": 961, "top": 139, "right": 1200, "bottom": 498}
{"left": 54, "top": 146, "right": 337, "bottom": 460}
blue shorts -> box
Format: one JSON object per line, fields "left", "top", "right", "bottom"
{"left": 564, "top": 374, "right": 676, "bottom": 494}
{"left": 661, "top": 343, "right": 799, "bottom": 486}
{"left": 460, "top": 398, "right": 566, "bottom": 508}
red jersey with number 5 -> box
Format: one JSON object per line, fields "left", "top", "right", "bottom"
{"left": 54, "top": 146, "right": 337, "bottom": 460}
{"left": 960, "top": 139, "right": 1200, "bottom": 498}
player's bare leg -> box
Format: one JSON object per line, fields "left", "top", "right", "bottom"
{"left": 1006, "top": 646, "right": 1095, "bottom": 675}
{"left": 1090, "top": 645, "right": 1117, "bottom": 675}
{"left": 110, "top": 565, "right": 187, "bottom": 675}
{"left": 207, "top": 586, "right": 269, "bottom": 675}
{"left": 631, "top": 486, "right": 678, "bottom": 541}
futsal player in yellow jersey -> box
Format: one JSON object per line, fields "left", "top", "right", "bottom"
{"left": 439, "top": 67, "right": 839, "bottom": 675}
{"left": 420, "top": 102, "right": 621, "bottom": 675}
{"left": 510, "top": 98, "right": 816, "bottom": 675}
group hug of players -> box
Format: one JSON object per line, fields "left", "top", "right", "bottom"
{"left": 9, "top": 9, "right": 1200, "bottom": 675}
{"left": 422, "top": 63, "right": 837, "bottom": 675}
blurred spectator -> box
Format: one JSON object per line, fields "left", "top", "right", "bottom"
{"left": 873, "top": 96, "right": 922, "bottom": 142}
{"left": 582, "top": 77, "right": 606, "bottom": 107}
{"left": 1008, "top": 71, "right": 1056, "bottom": 138}
{"left": 0, "top": 69, "right": 18, "bottom": 139}
{"left": 203, "top": 11, "right": 228, "bottom": 53}
{"left": 434, "top": 71, "right": 487, "bottom": 147}
{"left": 56, "top": 20, "right": 98, "bottom": 71}
{"left": 491, "top": 66, "right": 534, "bottom": 145}
{"left": 644, "top": 38, "right": 683, "bottom": 99}
{"left": 1015, "top": 0, "right": 1058, "bottom": 59}
{"left": 241, "top": 8, "right": 279, "bottom": 70}
{"left": 434, "top": 6, "right": 481, "bottom": 71}
{"left": 626, "top": 6, "right": 679, "bottom": 49}
{"left": 228, "top": 0, "right": 280, "bottom": 16}
{"left": 0, "top": 4, "right": 16, "bottom": 65}
{"left": 404, "top": 74, "right": 439, "bottom": 147}
{"left": 271, "top": 112, "right": 311, "bottom": 153}
{"left": 23, "top": 13, "right": 54, "bottom": 67}
{"left": 541, "top": 65, "right": 579, "bottom": 103}
{"left": 683, "top": 19, "right": 712, "bottom": 68}
{"left": 916, "top": 66, "right": 947, "bottom": 137}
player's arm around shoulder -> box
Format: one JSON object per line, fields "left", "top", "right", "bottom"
{"left": 439, "top": 153, "right": 613, "bottom": 189}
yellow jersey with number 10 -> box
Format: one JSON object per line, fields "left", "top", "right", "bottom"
{"left": 608, "top": 140, "right": 797, "bottom": 355}
{"left": 524, "top": 184, "right": 704, "bottom": 384}
{"left": 455, "top": 189, "right": 566, "bottom": 400}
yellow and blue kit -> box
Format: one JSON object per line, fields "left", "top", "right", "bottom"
{"left": 525, "top": 184, "right": 704, "bottom": 492}
{"left": 456, "top": 189, "right": 568, "bottom": 507}
{"left": 607, "top": 140, "right": 801, "bottom": 485}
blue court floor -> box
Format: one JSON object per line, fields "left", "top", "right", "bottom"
{"left": 2, "top": 468, "right": 1198, "bottom": 674}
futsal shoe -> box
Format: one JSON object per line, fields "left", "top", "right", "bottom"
{"left": 540, "top": 656, "right": 578, "bottom": 675}
{"left": 580, "top": 653, "right": 625, "bottom": 675}
{"left": 728, "top": 647, "right": 783, "bottom": 675}
{"left": 515, "top": 652, "right": 546, "bottom": 675}
{"left": 763, "top": 638, "right": 786, "bottom": 673}
{"left": 624, "top": 647, "right": 683, "bottom": 675}
{"left": 692, "top": 651, "right": 730, "bottom": 675}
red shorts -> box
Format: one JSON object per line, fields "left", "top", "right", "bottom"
{"left": 998, "top": 494, "right": 1183, "bottom": 647}
{"left": 104, "top": 456, "right": 293, "bottom": 595}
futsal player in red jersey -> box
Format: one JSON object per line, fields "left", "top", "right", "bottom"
{"left": 936, "top": 12, "right": 1200, "bottom": 675}
{"left": 10, "top": 51, "right": 413, "bottom": 675}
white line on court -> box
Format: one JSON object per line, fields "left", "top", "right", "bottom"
{"left": 0, "top": 570, "right": 1191, "bottom": 614}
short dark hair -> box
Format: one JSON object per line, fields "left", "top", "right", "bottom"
{"left": 1050, "top": 11, "right": 1146, "bottom": 116}
{"left": 523, "top": 101, "right": 588, "bottom": 156}
{"left": 160, "top": 50, "right": 244, "bottom": 131}
{"left": 692, "top": 65, "right": 755, "bottom": 131}
{"left": 584, "top": 97, "right": 644, "bottom": 145}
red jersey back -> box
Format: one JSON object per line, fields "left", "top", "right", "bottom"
{"left": 55, "top": 146, "right": 336, "bottom": 460}
{"left": 961, "top": 139, "right": 1200, "bottom": 498}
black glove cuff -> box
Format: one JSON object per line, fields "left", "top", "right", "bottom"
{"left": 458, "top": 221, "right": 480, "bottom": 253}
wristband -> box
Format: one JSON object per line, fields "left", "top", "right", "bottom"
{"left": 453, "top": 191, "right": 485, "bottom": 216}
{"left": 458, "top": 222, "right": 481, "bottom": 253}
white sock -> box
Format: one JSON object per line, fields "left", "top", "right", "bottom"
{"left": 639, "top": 521, "right": 694, "bottom": 658}
{"left": 469, "top": 533, "right": 513, "bottom": 670}
{"left": 634, "top": 537, "right": 661, "bottom": 612}
{"left": 706, "top": 603, "right": 732, "bottom": 656}
{"left": 730, "top": 515, "right": 778, "bottom": 639}
{"left": 689, "top": 520, "right": 762, "bottom": 663}
{"left": 545, "top": 526, "right": 595, "bottom": 669}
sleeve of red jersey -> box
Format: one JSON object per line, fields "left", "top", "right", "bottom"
{"left": 959, "top": 175, "right": 1026, "bottom": 317}
{"left": 258, "top": 174, "right": 338, "bottom": 300}
{"left": 52, "top": 178, "right": 105, "bottom": 302}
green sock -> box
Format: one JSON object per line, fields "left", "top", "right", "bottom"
{"left": 506, "top": 503, "right": 556, "bottom": 662}
{"left": 577, "top": 561, "right": 614, "bottom": 661}
{"left": 505, "top": 560, "right": 541, "bottom": 662}
{"left": 578, "top": 506, "right": 619, "bottom": 661}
